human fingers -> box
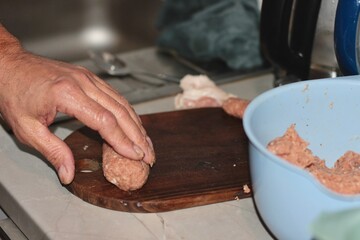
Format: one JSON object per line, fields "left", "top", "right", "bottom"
{"left": 14, "top": 119, "right": 75, "bottom": 184}
{"left": 82, "top": 74, "right": 155, "bottom": 164}
{"left": 87, "top": 83, "right": 155, "bottom": 165}
{"left": 80, "top": 70, "right": 145, "bottom": 131}
{"left": 53, "top": 78, "right": 145, "bottom": 161}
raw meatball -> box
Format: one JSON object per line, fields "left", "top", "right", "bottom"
{"left": 102, "top": 143, "right": 150, "bottom": 191}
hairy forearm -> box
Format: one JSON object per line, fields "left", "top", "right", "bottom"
{"left": 0, "top": 24, "right": 22, "bottom": 56}
{"left": 0, "top": 24, "right": 26, "bottom": 88}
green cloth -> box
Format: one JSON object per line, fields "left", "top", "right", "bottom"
{"left": 312, "top": 207, "right": 360, "bottom": 240}
{"left": 156, "top": 0, "right": 264, "bottom": 71}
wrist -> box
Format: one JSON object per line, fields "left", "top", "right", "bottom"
{"left": 0, "top": 25, "right": 27, "bottom": 84}
{"left": 0, "top": 25, "right": 23, "bottom": 57}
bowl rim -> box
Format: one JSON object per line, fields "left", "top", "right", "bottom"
{"left": 243, "top": 76, "right": 360, "bottom": 201}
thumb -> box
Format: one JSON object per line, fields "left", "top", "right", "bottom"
{"left": 19, "top": 122, "right": 75, "bottom": 184}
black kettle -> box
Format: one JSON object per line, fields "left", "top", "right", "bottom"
{"left": 260, "top": 0, "right": 360, "bottom": 85}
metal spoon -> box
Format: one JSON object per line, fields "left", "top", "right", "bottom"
{"left": 88, "top": 51, "right": 181, "bottom": 84}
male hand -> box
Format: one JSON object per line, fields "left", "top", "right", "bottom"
{"left": 0, "top": 48, "right": 155, "bottom": 184}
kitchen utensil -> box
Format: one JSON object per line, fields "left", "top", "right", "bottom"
{"left": 260, "top": 0, "right": 322, "bottom": 82}
{"left": 243, "top": 76, "right": 360, "bottom": 240}
{"left": 260, "top": 0, "right": 360, "bottom": 83}
{"left": 88, "top": 50, "right": 181, "bottom": 84}
{"left": 64, "top": 108, "right": 251, "bottom": 213}
{"left": 334, "top": 0, "right": 360, "bottom": 75}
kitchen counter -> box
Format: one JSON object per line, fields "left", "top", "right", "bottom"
{"left": 0, "top": 73, "right": 275, "bottom": 240}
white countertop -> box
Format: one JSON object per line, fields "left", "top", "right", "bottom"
{"left": 0, "top": 74, "right": 275, "bottom": 240}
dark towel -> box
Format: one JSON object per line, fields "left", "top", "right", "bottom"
{"left": 156, "top": 0, "right": 264, "bottom": 71}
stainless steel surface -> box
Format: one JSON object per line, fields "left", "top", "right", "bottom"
{"left": 88, "top": 51, "right": 181, "bottom": 84}
{"left": 82, "top": 47, "right": 195, "bottom": 101}
{"left": 0, "top": 209, "right": 6, "bottom": 221}
{"left": 80, "top": 47, "right": 272, "bottom": 104}
{"left": 1, "top": 0, "right": 162, "bottom": 62}
{"left": 0, "top": 219, "right": 27, "bottom": 240}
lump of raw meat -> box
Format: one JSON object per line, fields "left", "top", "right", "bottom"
{"left": 309, "top": 151, "right": 360, "bottom": 195}
{"left": 102, "top": 143, "right": 150, "bottom": 191}
{"left": 174, "top": 74, "right": 251, "bottom": 118}
{"left": 222, "top": 97, "right": 250, "bottom": 119}
{"left": 268, "top": 125, "right": 360, "bottom": 195}
{"left": 334, "top": 151, "right": 360, "bottom": 171}
{"left": 267, "top": 124, "right": 323, "bottom": 168}
{"left": 175, "top": 74, "right": 235, "bottom": 109}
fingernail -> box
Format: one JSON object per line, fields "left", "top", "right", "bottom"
{"left": 146, "top": 136, "right": 154, "bottom": 151}
{"left": 133, "top": 144, "right": 144, "bottom": 158}
{"left": 58, "top": 165, "right": 69, "bottom": 184}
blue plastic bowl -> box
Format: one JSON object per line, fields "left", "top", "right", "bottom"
{"left": 243, "top": 76, "right": 360, "bottom": 240}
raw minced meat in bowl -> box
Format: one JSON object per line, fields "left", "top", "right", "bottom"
{"left": 243, "top": 76, "right": 360, "bottom": 240}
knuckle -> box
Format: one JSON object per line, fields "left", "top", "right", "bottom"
{"left": 51, "top": 78, "right": 79, "bottom": 102}
{"left": 104, "top": 102, "right": 128, "bottom": 121}
{"left": 73, "top": 65, "right": 92, "bottom": 75}
{"left": 117, "top": 95, "right": 127, "bottom": 103}
{"left": 80, "top": 67, "right": 96, "bottom": 77}
{"left": 52, "top": 77, "right": 77, "bottom": 93}
{"left": 114, "top": 105, "right": 128, "bottom": 119}
{"left": 74, "top": 65, "right": 88, "bottom": 72}
{"left": 67, "top": 66, "right": 94, "bottom": 84}
{"left": 118, "top": 97, "right": 132, "bottom": 108}
{"left": 96, "top": 109, "right": 130, "bottom": 145}
{"left": 115, "top": 132, "right": 128, "bottom": 145}
{"left": 72, "top": 71, "right": 91, "bottom": 83}
{"left": 97, "top": 109, "right": 117, "bottom": 127}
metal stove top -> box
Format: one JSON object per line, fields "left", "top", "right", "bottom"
{"left": 75, "top": 47, "right": 270, "bottom": 105}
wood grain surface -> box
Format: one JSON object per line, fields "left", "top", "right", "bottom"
{"left": 64, "top": 108, "right": 251, "bottom": 212}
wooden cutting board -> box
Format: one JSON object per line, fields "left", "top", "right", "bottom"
{"left": 64, "top": 108, "right": 251, "bottom": 213}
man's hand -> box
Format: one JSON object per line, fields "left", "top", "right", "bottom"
{"left": 0, "top": 25, "right": 155, "bottom": 184}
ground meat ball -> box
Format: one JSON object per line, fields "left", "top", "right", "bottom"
{"left": 102, "top": 143, "right": 150, "bottom": 191}
{"left": 267, "top": 125, "right": 360, "bottom": 195}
